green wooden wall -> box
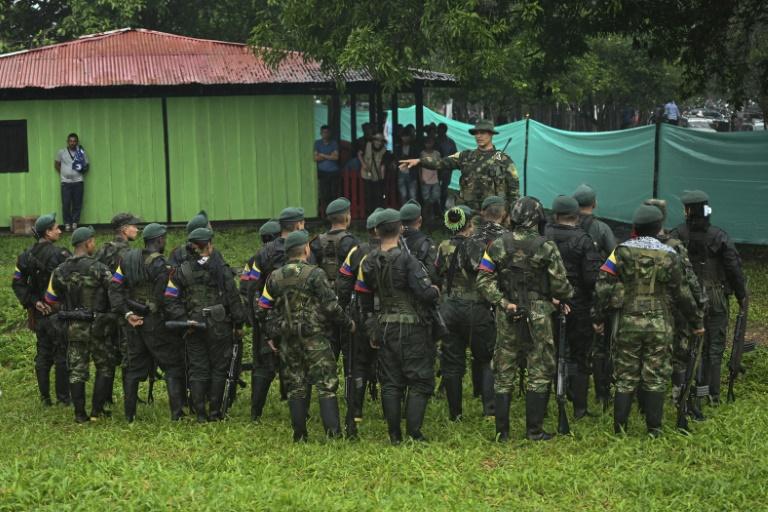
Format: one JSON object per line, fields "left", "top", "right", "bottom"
{"left": 0, "top": 95, "right": 316, "bottom": 228}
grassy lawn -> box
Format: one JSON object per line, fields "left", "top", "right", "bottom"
{"left": 1, "top": 226, "right": 767, "bottom": 511}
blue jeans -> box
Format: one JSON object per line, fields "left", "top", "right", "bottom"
{"left": 61, "top": 181, "right": 84, "bottom": 225}
{"left": 421, "top": 183, "right": 441, "bottom": 205}
{"left": 398, "top": 172, "right": 417, "bottom": 205}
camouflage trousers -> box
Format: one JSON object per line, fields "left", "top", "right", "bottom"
{"left": 67, "top": 333, "right": 115, "bottom": 384}
{"left": 493, "top": 300, "right": 556, "bottom": 394}
{"left": 613, "top": 312, "right": 674, "bottom": 393}
{"left": 279, "top": 334, "right": 338, "bottom": 400}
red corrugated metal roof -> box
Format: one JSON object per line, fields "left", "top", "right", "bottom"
{"left": 0, "top": 28, "right": 455, "bottom": 90}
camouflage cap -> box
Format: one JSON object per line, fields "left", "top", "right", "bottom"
{"left": 188, "top": 227, "right": 214, "bottom": 243}
{"left": 399, "top": 199, "right": 422, "bottom": 222}
{"left": 644, "top": 198, "right": 668, "bottom": 221}
{"left": 510, "top": 196, "right": 545, "bottom": 228}
{"left": 142, "top": 223, "right": 167, "bottom": 241}
{"left": 375, "top": 208, "right": 401, "bottom": 228}
{"left": 284, "top": 230, "right": 309, "bottom": 252}
{"left": 186, "top": 210, "right": 209, "bottom": 234}
{"left": 34, "top": 212, "right": 57, "bottom": 234}
{"left": 481, "top": 196, "right": 505, "bottom": 210}
{"left": 279, "top": 207, "right": 305, "bottom": 222}
{"left": 326, "top": 197, "right": 351, "bottom": 216}
{"left": 573, "top": 184, "right": 596, "bottom": 207}
{"left": 633, "top": 204, "right": 664, "bottom": 225}
{"left": 366, "top": 207, "right": 385, "bottom": 230}
{"left": 469, "top": 119, "right": 499, "bottom": 135}
{"left": 680, "top": 190, "right": 709, "bottom": 205}
{"left": 111, "top": 212, "right": 141, "bottom": 229}
{"left": 551, "top": 195, "right": 580, "bottom": 215}
{"left": 71, "top": 226, "right": 95, "bottom": 246}
{"left": 259, "top": 219, "right": 281, "bottom": 237}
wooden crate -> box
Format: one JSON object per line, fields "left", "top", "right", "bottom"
{"left": 11, "top": 216, "right": 37, "bottom": 235}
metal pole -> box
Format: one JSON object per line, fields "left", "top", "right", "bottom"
{"left": 523, "top": 115, "right": 530, "bottom": 196}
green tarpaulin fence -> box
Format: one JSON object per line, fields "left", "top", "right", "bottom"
{"left": 316, "top": 104, "right": 768, "bottom": 244}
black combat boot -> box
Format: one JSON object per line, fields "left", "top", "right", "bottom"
{"left": 319, "top": 397, "right": 343, "bottom": 439}
{"left": 55, "top": 363, "right": 70, "bottom": 405}
{"left": 613, "top": 392, "right": 634, "bottom": 434}
{"left": 708, "top": 362, "right": 722, "bottom": 406}
{"left": 104, "top": 372, "right": 116, "bottom": 406}
{"left": 90, "top": 373, "right": 113, "bottom": 419}
{"left": 36, "top": 367, "right": 53, "bottom": 406}
{"left": 593, "top": 365, "right": 611, "bottom": 412}
{"left": 208, "top": 379, "right": 226, "bottom": 421}
{"left": 405, "top": 393, "right": 429, "bottom": 442}
{"left": 288, "top": 398, "right": 308, "bottom": 442}
{"left": 443, "top": 376, "right": 463, "bottom": 422}
{"left": 166, "top": 377, "right": 186, "bottom": 421}
{"left": 190, "top": 381, "right": 208, "bottom": 423}
{"left": 69, "top": 382, "right": 90, "bottom": 424}
{"left": 481, "top": 363, "right": 495, "bottom": 417}
{"left": 494, "top": 393, "right": 511, "bottom": 442}
{"left": 382, "top": 394, "right": 403, "bottom": 445}
{"left": 250, "top": 375, "right": 272, "bottom": 421}
{"left": 353, "top": 378, "right": 366, "bottom": 421}
{"left": 123, "top": 377, "right": 140, "bottom": 423}
{"left": 571, "top": 373, "right": 592, "bottom": 419}
{"left": 642, "top": 390, "right": 665, "bottom": 438}
{"left": 525, "top": 391, "right": 554, "bottom": 441}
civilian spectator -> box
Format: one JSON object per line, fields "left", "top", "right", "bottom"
{"left": 664, "top": 100, "right": 680, "bottom": 125}
{"left": 314, "top": 125, "right": 340, "bottom": 214}
{"left": 395, "top": 126, "right": 419, "bottom": 205}
{"left": 437, "top": 123, "right": 458, "bottom": 209}
{"left": 419, "top": 137, "right": 442, "bottom": 224}
{"left": 54, "top": 133, "right": 89, "bottom": 232}
{"left": 359, "top": 133, "right": 392, "bottom": 215}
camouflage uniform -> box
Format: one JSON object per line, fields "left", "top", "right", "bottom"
{"left": 95, "top": 237, "right": 132, "bottom": 370}
{"left": 46, "top": 255, "right": 115, "bottom": 420}
{"left": 164, "top": 251, "right": 246, "bottom": 421}
{"left": 420, "top": 149, "right": 520, "bottom": 212}
{"left": 12, "top": 240, "right": 71, "bottom": 404}
{"left": 593, "top": 236, "right": 703, "bottom": 434}
{"left": 357, "top": 245, "right": 440, "bottom": 443}
{"left": 260, "top": 259, "right": 353, "bottom": 440}
{"left": 476, "top": 197, "right": 573, "bottom": 441}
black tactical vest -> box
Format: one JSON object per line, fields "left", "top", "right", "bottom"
{"left": 316, "top": 230, "right": 352, "bottom": 283}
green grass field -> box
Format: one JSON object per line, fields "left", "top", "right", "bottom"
{"left": 1, "top": 227, "right": 767, "bottom": 511}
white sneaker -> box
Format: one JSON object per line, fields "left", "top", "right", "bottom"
{"left": 64, "top": 224, "right": 71, "bottom": 232}
{"left": 71, "top": 223, "right": 78, "bottom": 230}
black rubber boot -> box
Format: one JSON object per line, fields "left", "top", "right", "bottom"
{"left": 613, "top": 392, "right": 634, "bottom": 434}
{"left": 36, "top": 367, "right": 53, "bottom": 406}
{"left": 288, "top": 398, "right": 308, "bottom": 442}
{"left": 191, "top": 381, "right": 208, "bottom": 423}
{"left": 405, "top": 393, "right": 429, "bottom": 442}
{"left": 250, "top": 375, "right": 272, "bottom": 421}
{"left": 525, "top": 391, "right": 554, "bottom": 441}
{"left": 643, "top": 390, "right": 665, "bottom": 438}
{"left": 593, "top": 365, "right": 611, "bottom": 412}
{"left": 70, "top": 382, "right": 90, "bottom": 424}
{"left": 494, "top": 393, "right": 511, "bottom": 442}
{"left": 166, "top": 377, "right": 186, "bottom": 421}
{"left": 123, "top": 377, "right": 139, "bottom": 423}
{"left": 471, "top": 358, "right": 483, "bottom": 399}
{"left": 55, "top": 364, "right": 70, "bottom": 405}
{"left": 319, "top": 397, "right": 343, "bottom": 439}
{"left": 104, "top": 372, "right": 115, "bottom": 406}
{"left": 90, "top": 373, "right": 113, "bottom": 419}
{"left": 208, "top": 379, "right": 226, "bottom": 421}
{"left": 571, "top": 373, "right": 592, "bottom": 419}
{"left": 481, "top": 363, "right": 495, "bottom": 417}
{"left": 708, "top": 362, "right": 722, "bottom": 406}
{"left": 382, "top": 395, "right": 403, "bottom": 445}
{"left": 305, "top": 384, "right": 313, "bottom": 420}
{"left": 353, "top": 378, "right": 366, "bottom": 421}
{"left": 443, "top": 376, "right": 463, "bottom": 422}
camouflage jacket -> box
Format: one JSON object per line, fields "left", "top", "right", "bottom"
{"left": 258, "top": 259, "right": 352, "bottom": 340}
{"left": 12, "top": 240, "right": 71, "bottom": 308}
{"left": 94, "top": 237, "right": 131, "bottom": 273}
{"left": 421, "top": 147, "right": 519, "bottom": 211}
{"left": 435, "top": 234, "right": 482, "bottom": 300}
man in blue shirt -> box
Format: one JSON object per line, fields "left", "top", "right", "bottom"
{"left": 664, "top": 100, "right": 680, "bottom": 125}
{"left": 314, "top": 125, "right": 340, "bottom": 215}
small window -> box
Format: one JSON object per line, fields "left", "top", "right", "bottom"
{"left": 0, "top": 120, "right": 29, "bottom": 173}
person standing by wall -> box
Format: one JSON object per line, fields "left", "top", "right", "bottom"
{"left": 54, "top": 133, "right": 89, "bottom": 232}
{"left": 314, "top": 125, "right": 340, "bottom": 215}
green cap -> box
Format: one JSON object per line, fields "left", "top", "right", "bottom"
{"left": 551, "top": 195, "right": 580, "bottom": 215}
{"left": 633, "top": 204, "right": 664, "bottom": 225}
{"left": 142, "top": 223, "right": 167, "bottom": 241}
{"left": 111, "top": 212, "right": 141, "bottom": 229}
{"left": 366, "top": 208, "right": 384, "bottom": 230}
{"left": 188, "top": 227, "right": 213, "bottom": 243}
{"left": 399, "top": 199, "right": 422, "bottom": 222}
{"left": 468, "top": 120, "right": 499, "bottom": 135}
{"left": 259, "top": 219, "right": 281, "bottom": 237}
{"left": 71, "top": 226, "right": 95, "bottom": 246}
{"left": 375, "top": 208, "right": 401, "bottom": 227}
{"left": 279, "top": 207, "right": 305, "bottom": 222}
{"left": 573, "top": 184, "right": 596, "bottom": 207}
{"left": 284, "top": 230, "right": 309, "bottom": 252}
{"left": 34, "top": 213, "right": 57, "bottom": 234}
{"left": 325, "top": 197, "right": 351, "bottom": 216}
{"left": 186, "top": 210, "right": 209, "bottom": 234}
{"left": 680, "top": 190, "right": 709, "bottom": 205}
{"left": 481, "top": 196, "right": 505, "bottom": 210}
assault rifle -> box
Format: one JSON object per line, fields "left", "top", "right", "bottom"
{"left": 676, "top": 333, "right": 704, "bottom": 431}
{"left": 556, "top": 306, "right": 570, "bottom": 435}
{"left": 53, "top": 309, "right": 95, "bottom": 322}
{"left": 126, "top": 299, "right": 150, "bottom": 317}
{"left": 399, "top": 235, "right": 449, "bottom": 340}
{"left": 726, "top": 298, "right": 755, "bottom": 403}
{"left": 221, "top": 334, "right": 241, "bottom": 416}
{"left": 165, "top": 320, "right": 207, "bottom": 331}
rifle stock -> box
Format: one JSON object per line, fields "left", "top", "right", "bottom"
{"left": 165, "top": 320, "right": 207, "bottom": 331}
{"left": 221, "top": 339, "right": 240, "bottom": 415}
{"left": 726, "top": 302, "right": 750, "bottom": 403}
